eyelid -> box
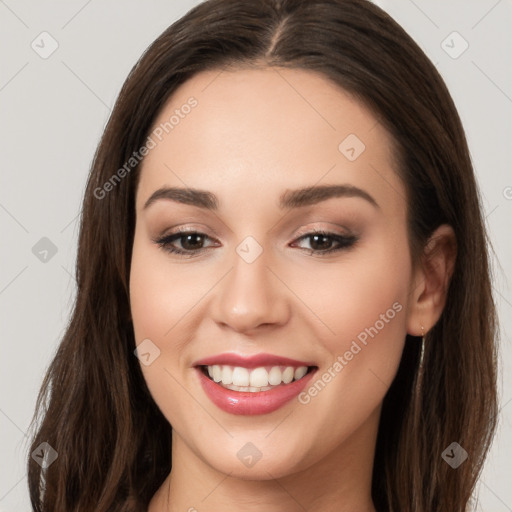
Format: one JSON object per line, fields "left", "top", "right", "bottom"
{"left": 292, "top": 223, "right": 354, "bottom": 239}
{"left": 157, "top": 224, "right": 221, "bottom": 238}
{"left": 152, "top": 226, "right": 221, "bottom": 246}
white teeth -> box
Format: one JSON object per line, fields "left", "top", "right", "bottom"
{"left": 232, "top": 367, "right": 250, "bottom": 387}
{"left": 221, "top": 366, "right": 232, "bottom": 385}
{"left": 282, "top": 367, "right": 294, "bottom": 384}
{"left": 225, "top": 384, "right": 273, "bottom": 392}
{"left": 204, "top": 364, "right": 309, "bottom": 391}
{"left": 268, "top": 366, "right": 282, "bottom": 386}
{"left": 249, "top": 367, "right": 268, "bottom": 387}
{"left": 212, "top": 365, "right": 222, "bottom": 382}
{"left": 294, "top": 366, "right": 308, "bottom": 380}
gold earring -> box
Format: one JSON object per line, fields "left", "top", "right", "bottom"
{"left": 419, "top": 324, "right": 426, "bottom": 366}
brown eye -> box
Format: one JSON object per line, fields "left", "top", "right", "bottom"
{"left": 179, "top": 233, "right": 206, "bottom": 251}
{"left": 292, "top": 231, "right": 358, "bottom": 255}
{"left": 308, "top": 234, "right": 336, "bottom": 251}
{"left": 154, "top": 231, "right": 218, "bottom": 257}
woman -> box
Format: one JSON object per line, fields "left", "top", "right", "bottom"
{"left": 27, "top": 0, "right": 498, "bottom": 510}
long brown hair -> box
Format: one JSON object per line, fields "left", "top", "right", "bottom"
{"left": 27, "top": 0, "right": 498, "bottom": 510}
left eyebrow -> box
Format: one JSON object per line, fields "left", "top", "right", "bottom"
{"left": 279, "top": 184, "right": 379, "bottom": 210}
{"left": 142, "top": 184, "right": 379, "bottom": 211}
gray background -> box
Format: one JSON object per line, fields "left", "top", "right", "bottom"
{"left": 0, "top": 0, "right": 511, "bottom": 510}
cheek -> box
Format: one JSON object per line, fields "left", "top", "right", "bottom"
{"left": 129, "top": 231, "right": 186, "bottom": 395}
{"left": 289, "top": 236, "right": 411, "bottom": 450}
{"left": 288, "top": 232, "right": 412, "bottom": 354}
{"left": 129, "top": 231, "right": 201, "bottom": 345}
{"left": 129, "top": 233, "right": 201, "bottom": 429}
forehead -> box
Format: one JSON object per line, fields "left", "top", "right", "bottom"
{"left": 136, "top": 66, "right": 405, "bottom": 218}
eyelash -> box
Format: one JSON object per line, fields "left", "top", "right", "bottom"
{"left": 153, "top": 228, "right": 358, "bottom": 258}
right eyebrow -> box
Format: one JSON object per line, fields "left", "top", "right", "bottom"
{"left": 143, "top": 187, "right": 218, "bottom": 210}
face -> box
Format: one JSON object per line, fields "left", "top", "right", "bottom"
{"left": 129, "top": 67, "right": 416, "bottom": 480}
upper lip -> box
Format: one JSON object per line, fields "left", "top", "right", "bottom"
{"left": 193, "top": 352, "right": 316, "bottom": 369}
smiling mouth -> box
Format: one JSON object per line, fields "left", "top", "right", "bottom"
{"left": 199, "top": 364, "right": 317, "bottom": 392}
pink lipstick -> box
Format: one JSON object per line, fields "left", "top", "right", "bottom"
{"left": 194, "top": 352, "right": 317, "bottom": 415}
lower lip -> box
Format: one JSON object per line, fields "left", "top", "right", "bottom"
{"left": 196, "top": 367, "right": 317, "bottom": 415}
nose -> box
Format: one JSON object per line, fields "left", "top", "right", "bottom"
{"left": 211, "top": 248, "right": 290, "bottom": 334}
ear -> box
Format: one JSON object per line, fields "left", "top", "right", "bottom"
{"left": 406, "top": 224, "right": 457, "bottom": 336}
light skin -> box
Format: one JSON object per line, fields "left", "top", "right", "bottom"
{"left": 129, "top": 66, "right": 456, "bottom": 511}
